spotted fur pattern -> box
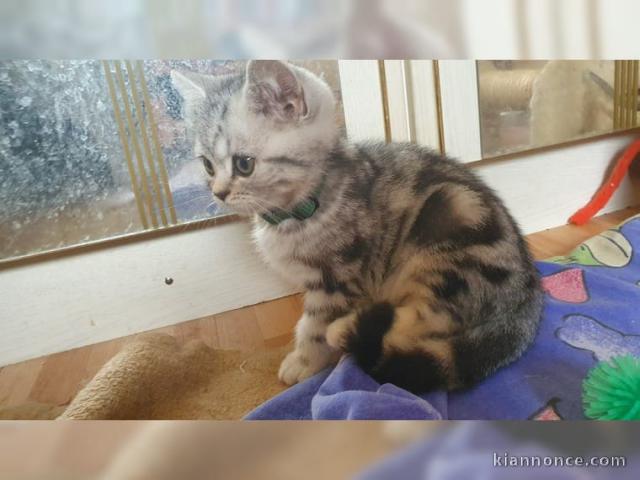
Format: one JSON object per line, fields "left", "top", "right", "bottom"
{"left": 173, "top": 61, "right": 543, "bottom": 393}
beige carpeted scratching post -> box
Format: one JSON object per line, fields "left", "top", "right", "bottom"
{"left": 478, "top": 69, "right": 538, "bottom": 111}
{"left": 57, "top": 333, "right": 288, "bottom": 420}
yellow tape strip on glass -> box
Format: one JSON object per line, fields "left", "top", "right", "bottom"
{"left": 125, "top": 60, "right": 168, "bottom": 227}
{"left": 103, "top": 61, "right": 149, "bottom": 230}
{"left": 136, "top": 61, "right": 178, "bottom": 225}
{"left": 103, "top": 60, "right": 179, "bottom": 230}
{"left": 114, "top": 61, "right": 159, "bottom": 229}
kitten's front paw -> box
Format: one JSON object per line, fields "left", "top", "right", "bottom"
{"left": 278, "top": 350, "right": 322, "bottom": 386}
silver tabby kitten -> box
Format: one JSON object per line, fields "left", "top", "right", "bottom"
{"left": 172, "top": 60, "right": 543, "bottom": 393}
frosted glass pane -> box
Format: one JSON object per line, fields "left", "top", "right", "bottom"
{"left": 0, "top": 60, "right": 143, "bottom": 260}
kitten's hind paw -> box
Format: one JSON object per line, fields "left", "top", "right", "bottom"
{"left": 326, "top": 312, "right": 358, "bottom": 350}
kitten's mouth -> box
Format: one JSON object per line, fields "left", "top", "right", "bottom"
{"left": 224, "top": 196, "right": 266, "bottom": 217}
{"left": 225, "top": 190, "right": 309, "bottom": 220}
{"left": 223, "top": 201, "right": 255, "bottom": 217}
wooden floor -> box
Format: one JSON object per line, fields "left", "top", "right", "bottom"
{"left": 0, "top": 206, "right": 638, "bottom": 411}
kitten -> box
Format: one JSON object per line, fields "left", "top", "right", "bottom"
{"left": 172, "top": 60, "right": 543, "bottom": 393}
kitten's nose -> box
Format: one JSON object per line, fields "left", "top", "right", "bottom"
{"left": 215, "top": 189, "right": 230, "bottom": 202}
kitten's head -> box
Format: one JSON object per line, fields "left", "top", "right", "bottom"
{"left": 171, "top": 61, "right": 338, "bottom": 216}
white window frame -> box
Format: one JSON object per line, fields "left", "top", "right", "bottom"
{"left": 337, "top": 60, "right": 387, "bottom": 142}
{"left": 437, "top": 60, "right": 483, "bottom": 162}
{"left": 383, "top": 60, "right": 441, "bottom": 149}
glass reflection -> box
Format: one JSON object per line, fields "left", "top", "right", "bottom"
{"left": 477, "top": 60, "right": 632, "bottom": 158}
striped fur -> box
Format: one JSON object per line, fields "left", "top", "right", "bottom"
{"left": 173, "top": 61, "right": 543, "bottom": 393}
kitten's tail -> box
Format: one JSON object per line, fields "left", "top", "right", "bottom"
{"left": 326, "top": 299, "right": 541, "bottom": 393}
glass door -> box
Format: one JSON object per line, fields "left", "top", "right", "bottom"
{"left": 0, "top": 60, "right": 345, "bottom": 262}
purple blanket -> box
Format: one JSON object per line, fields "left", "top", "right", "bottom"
{"left": 246, "top": 215, "right": 640, "bottom": 420}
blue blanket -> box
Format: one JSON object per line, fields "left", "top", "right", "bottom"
{"left": 246, "top": 215, "right": 640, "bottom": 420}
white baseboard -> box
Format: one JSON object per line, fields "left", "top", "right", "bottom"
{"left": 0, "top": 221, "right": 296, "bottom": 366}
{"left": 474, "top": 132, "right": 640, "bottom": 234}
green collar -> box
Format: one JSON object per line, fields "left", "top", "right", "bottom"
{"left": 261, "top": 178, "right": 324, "bottom": 226}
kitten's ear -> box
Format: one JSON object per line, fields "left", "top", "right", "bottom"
{"left": 245, "top": 60, "right": 308, "bottom": 122}
{"left": 171, "top": 70, "right": 207, "bottom": 106}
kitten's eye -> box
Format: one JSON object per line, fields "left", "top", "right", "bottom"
{"left": 233, "top": 154, "right": 255, "bottom": 177}
{"left": 200, "top": 156, "right": 215, "bottom": 176}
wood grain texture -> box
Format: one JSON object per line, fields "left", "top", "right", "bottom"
{"left": 1, "top": 207, "right": 637, "bottom": 412}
